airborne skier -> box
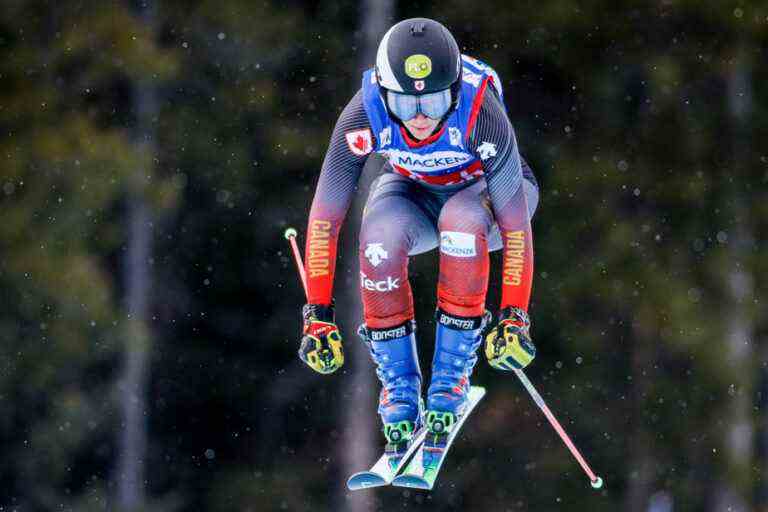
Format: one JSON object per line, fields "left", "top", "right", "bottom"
{"left": 299, "top": 18, "right": 538, "bottom": 462}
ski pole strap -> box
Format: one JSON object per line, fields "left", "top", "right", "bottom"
{"left": 302, "top": 303, "right": 335, "bottom": 323}
{"left": 499, "top": 306, "right": 530, "bottom": 329}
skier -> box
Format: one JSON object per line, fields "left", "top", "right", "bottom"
{"left": 299, "top": 18, "right": 538, "bottom": 457}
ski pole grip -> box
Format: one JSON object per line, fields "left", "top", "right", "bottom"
{"left": 284, "top": 227, "right": 308, "bottom": 299}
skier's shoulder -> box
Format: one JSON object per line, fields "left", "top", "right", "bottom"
{"left": 461, "top": 54, "right": 494, "bottom": 72}
{"left": 340, "top": 88, "right": 366, "bottom": 118}
{"left": 467, "top": 89, "right": 517, "bottom": 165}
{"left": 460, "top": 54, "right": 503, "bottom": 99}
{"left": 331, "top": 88, "right": 375, "bottom": 159}
{"left": 335, "top": 88, "right": 373, "bottom": 131}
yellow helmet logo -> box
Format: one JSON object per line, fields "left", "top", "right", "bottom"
{"left": 404, "top": 54, "right": 432, "bottom": 79}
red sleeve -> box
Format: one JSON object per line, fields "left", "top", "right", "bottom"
{"left": 304, "top": 90, "right": 372, "bottom": 305}
{"left": 470, "top": 86, "right": 535, "bottom": 312}
{"left": 496, "top": 186, "right": 534, "bottom": 311}
{"left": 304, "top": 217, "right": 339, "bottom": 305}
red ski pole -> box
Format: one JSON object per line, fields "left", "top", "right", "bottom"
{"left": 284, "top": 227, "right": 308, "bottom": 298}
{"left": 513, "top": 368, "right": 603, "bottom": 490}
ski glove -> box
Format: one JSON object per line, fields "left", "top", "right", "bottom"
{"left": 300, "top": 303, "right": 344, "bottom": 374}
{"left": 484, "top": 307, "right": 536, "bottom": 370}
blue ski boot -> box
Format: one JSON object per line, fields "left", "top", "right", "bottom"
{"left": 358, "top": 321, "right": 423, "bottom": 461}
{"left": 425, "top": 309, "right": 490, "bottom": 460}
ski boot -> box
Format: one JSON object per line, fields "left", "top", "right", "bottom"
{"left": 424, "top": 309, "right": 490, "bottom": 466}
{"left": 358, "top": 320, "right": 423, "bottom": 464}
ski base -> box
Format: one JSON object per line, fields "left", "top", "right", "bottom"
{"left": 347, "top": 471, "right": 388, "bottom": 490}
{"left": 347, "top": 426, "right": 428, "bottom": 490}
{"left": 391, "top": 386, "right": 485, "bottom": 490}
{"left": 389, "top": 473, "right": 431, "bottom": 489}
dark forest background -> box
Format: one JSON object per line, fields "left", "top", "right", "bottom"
{"left": 1, "top": 1, "right": 767, "bottom": 511}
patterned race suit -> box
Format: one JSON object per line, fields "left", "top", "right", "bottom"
{"left": 304, "top": 55, "right": 538, "bottom": 329}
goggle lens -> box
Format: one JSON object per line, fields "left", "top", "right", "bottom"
{"left": 386, "top": 88, "right": 452, "bottom": 121}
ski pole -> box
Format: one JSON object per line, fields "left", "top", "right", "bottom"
{"left": 284, "top": 227, "right": 308, "bottom": 298}
{"left": 513, "top": 368, "right": 603, "bottom": 490}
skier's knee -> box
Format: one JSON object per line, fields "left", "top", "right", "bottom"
{"left": 359, "top": 216, "right": 410, "bottom": 266}
{"left": 437, "top": 288, "right": 487, "bottom": 318}
{"left": 437, "top": 203, "right": 491, "bottom": 239}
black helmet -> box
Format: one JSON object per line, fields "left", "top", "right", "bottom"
{"left": 375, "top": 18, "right": 461, "bottom": 95}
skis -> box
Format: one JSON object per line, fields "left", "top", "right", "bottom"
{"left": 347, "top": 386, "right": 485, "bottom": 491}
{"left": 391, "top": 386, "right": 485, "bottom": 490}
{"left": 347, "top": 425, "right": 428, "bottom": 490}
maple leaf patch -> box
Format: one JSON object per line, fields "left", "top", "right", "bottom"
{"left": 345, "top": 129, "right": 373, "bottom": 156}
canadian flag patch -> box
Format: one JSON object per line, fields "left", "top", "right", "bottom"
{"left": 345, "top": 129, "right": 373, "bottom": 156}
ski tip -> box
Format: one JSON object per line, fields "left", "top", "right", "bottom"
{"left": 468, "top": 386, "right": 486, "bottom": 399}
{"left": 347, "top": 472, "right": 388, "bottom": 491}
{"left": 391, "top": 475, "right": 432, "bottom": 490}
{"left": 283, "top": 227, "right": 298, "bottom": 240}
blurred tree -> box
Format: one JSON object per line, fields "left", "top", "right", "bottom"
{"left": 337, "top": 3, "right": 394, "bottom": 512}
{"left": 116, "top": 1, "right": 159, "bottom": 510}
{"left": 713, "top": 42, "right": 754, "bottom": 512}
{"left": 0, "top": 1, "right": 143, "bottom": 509}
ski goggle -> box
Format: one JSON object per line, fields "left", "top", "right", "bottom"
{"left": 386, "top": 88, "right": 452, "bottom": 121}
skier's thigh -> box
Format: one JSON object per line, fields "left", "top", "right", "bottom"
{"left": 486, "top": 179, "right": 540, "bottom": 251}
{"left": 361, "top": 173, "right": 438, "bottom": 256}
{"left": 438, "top": 180, "right": 494, "bottom": 237}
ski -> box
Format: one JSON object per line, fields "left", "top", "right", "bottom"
{"left": 391, "top": 386, "right": 485, "bottom": 490}
{"left": 347, "top": 425, "right": 428, "bottom": 490}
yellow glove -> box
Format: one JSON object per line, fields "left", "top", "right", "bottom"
{"left": 300, "top": 304, "right": 344, "bottom": 374}
{"left": 485, "top": 307, "right": 535, "bottom": 370}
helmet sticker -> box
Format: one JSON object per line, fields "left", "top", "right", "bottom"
{"left": 414, "top": 80, "right": 425, "bottom": 91}
{"left": 404, "top": 54, "right": 432, "bottom": 79}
